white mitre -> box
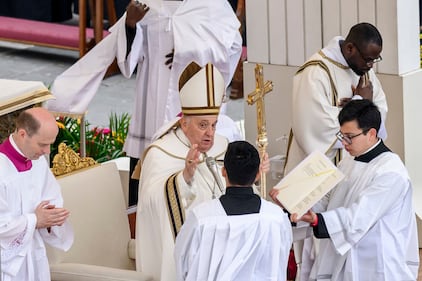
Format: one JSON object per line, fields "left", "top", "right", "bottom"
{"left": 153, "top": 62, "right": 225, "bottom": 139}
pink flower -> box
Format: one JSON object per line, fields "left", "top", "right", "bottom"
{"left": 103, "top": 128, "right": 111, "bottom": 134}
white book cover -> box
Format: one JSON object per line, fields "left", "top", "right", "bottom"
{"left": 275, "top": 150, "right": 345, "bottom": 217}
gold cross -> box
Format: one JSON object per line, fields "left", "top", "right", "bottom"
{"left": 247, "top": 64, "right": 273, "bottom": 198}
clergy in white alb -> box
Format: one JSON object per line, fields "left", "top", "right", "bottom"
{"left": 175, "top": 141, "right": 292, "bottom": 281}
{"left": 175, "top": 197, "right": 292, "bottom": 281}
{"left": 0, "top": 108, "right": 74, "bottom": 281}
{"left": 284, "top": 23, "right": 388, "bottom": 281}
{"left": 291, "top": 100, "right": 419, "bottom": 281}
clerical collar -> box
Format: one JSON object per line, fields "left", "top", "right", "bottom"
{"left": 0, "top": 135, "right": 32, "bottom": 172}
{"left": 220, "top": 186, "right": 261, "bottom": 215}
{"left": 354, "top": 139, "right": 391, "bottom": 163}
{"left": 225, "top": 186, "right": 255, "bottom": 195}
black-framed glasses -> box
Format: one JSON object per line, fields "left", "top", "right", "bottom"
{"left": 336, "top": 129, "right": 370, "bottom": 145}
{"left": 353, "top": 43, "right": 382, "bottom": 67}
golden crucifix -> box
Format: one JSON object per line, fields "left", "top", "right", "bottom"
{"left": 247, "top": 64, "right": 273, "bottom": 198}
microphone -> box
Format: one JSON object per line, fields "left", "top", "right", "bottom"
{"left": 205, "top": 156, "right": 224, "bottom": 194}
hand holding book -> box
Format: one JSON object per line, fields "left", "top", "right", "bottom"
{"left": 272, "top": 151, "right": 345, "bottom": 218}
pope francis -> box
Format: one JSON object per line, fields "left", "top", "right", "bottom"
{"left": 135, "top": 62, "right": 229, "bottom": 281}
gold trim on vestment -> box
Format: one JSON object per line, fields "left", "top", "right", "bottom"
{"left": 165, "top": 173, "right": 185, "bottom": 240}
{"left": 318, "top": 50, "right": 349, "bottom": 70}
{"left": 284, "top": 59, "right": 342, "bottom": 173}
{"left": 296, "top": 59, "right": 339, "bottom": 105}
{"left": 181, "top": 107, "right": 220, "bottom": 115}
{"left": 206, "top": 63, "right": 214, "bottom": 107}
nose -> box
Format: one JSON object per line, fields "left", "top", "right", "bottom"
{"left": 205, "top": 126, "right": 215, "bottom": 135}
{"left": 43, "top": 146, "right": 51, "bottom": 155}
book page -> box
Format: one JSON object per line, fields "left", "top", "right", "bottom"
{"left": 275, "top": 150, "right": 344, "bottom": 217}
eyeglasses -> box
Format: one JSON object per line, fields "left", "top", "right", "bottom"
{"left": 336, "top": 129, "right": 369, "bottom": 145}
{"left": 353, "top": 43, "right": 382, "bottom": 67}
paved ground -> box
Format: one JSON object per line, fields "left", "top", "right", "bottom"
{"left": 0, "top": 41, "right": 244, "bottom": 132}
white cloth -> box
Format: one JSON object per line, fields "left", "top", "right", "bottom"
{"left": 0, "top": 149, "right": 73, "bottom": 281}
{"left": 309, "top": 151, "right": 419, "bottom": 280}
{"left": 285, "top": 36, "right": 388, "bottom": 281}
{"left": 47, "top": 0, "right": 242, "bottom": 159}
{"left": 174, "top": 198, "right": 293, "bottom": 281}
{"left": 216, "top": 113, "right": 244, "bottom": 142}
{"left": 136, "top": 127, "right": 228, "bottom": 281}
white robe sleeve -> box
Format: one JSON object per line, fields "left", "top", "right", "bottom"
{"left": 116, "top": 14, "right": 146, "bottom": 78}
{"left": 38, "top": 161, "right": 74, "bottom": 251}
{"left": 46, "top": 16, "right": 126, "bottom": 115}
{"left": 322, "top": 171, "right": 409, "bottom": 255}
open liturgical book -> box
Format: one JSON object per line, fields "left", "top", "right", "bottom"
{"left": 275, "top": 150, "right": 345, "bottom": 217}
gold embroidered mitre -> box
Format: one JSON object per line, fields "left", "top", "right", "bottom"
{"left": 179, "top": 62, "right": 225, "bottom": 116}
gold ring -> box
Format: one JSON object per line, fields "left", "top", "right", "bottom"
{"left": 188, "top": 159, "right": 193, "bottom": 164}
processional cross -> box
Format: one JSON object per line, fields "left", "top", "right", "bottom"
{"left": 247, "top": 64, "right": 273, "bottom": 198}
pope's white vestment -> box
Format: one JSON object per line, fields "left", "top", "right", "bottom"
{"left": 174, "top": 198, "right": 293, "bottom": 281}
{"left": 136, "top": 127, "right": 228, "bottom": 281}
{"left": 310, "top": 143, "right": 419, "bottom": 280}
{"left": 285, "top": 36, "right": 388, "bottom": 281}
{"left": 0, "top": 139, "right": 74, "bottom": 281}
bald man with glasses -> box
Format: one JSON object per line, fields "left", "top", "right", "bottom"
{"left": 284, "top": 22, "right": 389, "bottom": 281}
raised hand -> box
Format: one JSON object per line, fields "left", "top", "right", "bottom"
{"left": 126, "top": 0, "right": 150, "bottom": 28}
{"left": 183, "top": 144, "right": 201, "bottom": 184}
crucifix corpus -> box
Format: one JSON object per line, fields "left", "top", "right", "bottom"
{"left": 247, "top": 63, "right": 273, "bottom": 198}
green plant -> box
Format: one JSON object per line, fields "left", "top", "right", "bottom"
{"left": 51, "top": 112, "right": 130, "bottom": 164}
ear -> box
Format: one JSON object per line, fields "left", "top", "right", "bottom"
{"left": 343, "top": 42, "right": 355, "bottom": 55}
{"left": 254, "top": 170, "right": 261, "bottom": 184}
{"left": 368, "top": 128, "right": 377, "bottom": 139}
{"left": 222, "top": 166, "right": 227, "bottom": 177}
{"left": 180, "top": 117, "right": 188, "bottom": 130}
{"left": 16, "top": 128, "right": 27, "bottom": 138}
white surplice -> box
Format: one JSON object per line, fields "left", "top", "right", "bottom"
{"left": 136, "top": 127, "right": 228, "bottom": 281}
{"left": 174, "top": 198, "right": 293, "bottom": 281}
{"left": 310, "top": 151, "right": 419, "bottom": 281}
{"left": 0, "top": 147, "right": 73, "bottom": 281}
{"left": 47, "top": 0, "right": 241, "bottom": 159}
{"left": 285, "top": 36, "right": 388, "bottom": 281}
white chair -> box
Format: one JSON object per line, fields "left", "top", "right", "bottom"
{"left": 46, "top": 162, "right": 153, "bottom": 281}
